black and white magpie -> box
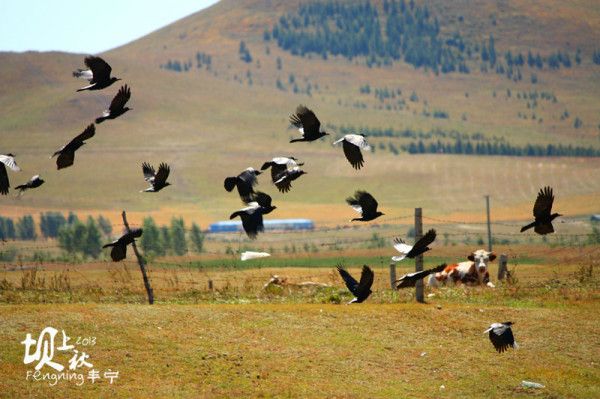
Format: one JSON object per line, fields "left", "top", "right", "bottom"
{"left": 346, "top": 190, "right": 384, "bottom": 222}
{"left": 73, "top": 56, "right": 121, "bottom": 92}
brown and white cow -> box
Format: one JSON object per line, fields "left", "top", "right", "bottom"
{"left": 428, "top": 249, "right": 496, "bottom": 288}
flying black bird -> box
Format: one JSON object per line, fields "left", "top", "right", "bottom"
{"left": 52, "top": 124, "right": 95, "bottom": 170}
{"left": 391, "top": 229, "right": 437, "bottom": 261}
{"left": 346, "top": 190, "right": 384, "bottom": 222}
{"left": 95, "top": 85, "right": 132, "bottom": 123}
{"left": 249, "top": 191, "right": 277, "bottom": 215}
{"left": 103, "top": 228, "right": 143, "bottom": 262}
{"left": 273, "top": 166, "right": 307, "bottom": 193}
{"left": 484, "top": 322, "right": 518, "bottom": 353}
{"left": 337, "top": 265, "right": 374, "bottom": 304}
{"left": 224, "top": 168, "right": 261, "bottom": 202}
{"left": 261, "top": 157, "right": 303, "bottom": 184}
{"left": 15, "top": 175, "right": 44, "bottom": 195}
{"left": 73, "top": 56, "right": 120, "bottom": 91}
{"left": 333, "top": 134, "right": 371, "bottom": 169}
{"left": 520, "top": 186, "right": 561, "bottom": 235}
{"left": 141, "top": 162, "right": 171, "bottom": 192}
{"left": 395, "top": 263, "right": 447, "bottom": 289}
{"left": 289, "top": 105, "right": 329, "bottom": 142}
{"left": 0, "top": 154, "right": 21, "bottom": 195}
{"left": 229, "top": 202, "right": 265, "bottom": 239}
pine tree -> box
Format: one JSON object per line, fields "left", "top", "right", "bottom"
{"left": 16, "top": 215, "right": 37, "bottom": 241}
{"left": 190, "top": 223, "right": 205, "bottom": 253}
{"left": 170, "top": 218, "right": 187, "bottom": 256}
{"left": 84, "top": 217, "right": 102, "bottom": 259}
{"left": 141, "top": 217, "right": 164, "bottom": 257}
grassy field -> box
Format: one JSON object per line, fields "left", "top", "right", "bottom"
{"left": 0, "top": 245, "right": 599, "bottom": 398}
{"left": 1, "top": 0, "right": 599, "bottom": 227}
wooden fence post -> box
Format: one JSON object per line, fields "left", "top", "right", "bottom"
{"left": 389, "top": 263, "right": 397, "bottom": 289}
{"left": 121, "top": 210, "right": 154, "bottom": 304}
{"left": 415, "top": 208, "right": 424, "bottom": 303}
{"left": 208, "top": 279, "right": 214, "bottom": 291}
{"left": 497, "top": 254, "right": 508, "bottom": 281}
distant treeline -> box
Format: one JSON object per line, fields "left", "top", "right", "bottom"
{"left": 402, "top": 140, "right": 600, "bottom": 157}
{"left": 0, "top": 213, "right": 205, "bottom": 261}
{"left": 330, "top": 125, "right": 500, "bottom": 142}
{"left": 329, "top": 125, "right": 600, "bottom": 157}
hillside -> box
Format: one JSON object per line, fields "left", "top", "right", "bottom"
{"left": 1, "top": 0, "right": 599, "bottom": 227}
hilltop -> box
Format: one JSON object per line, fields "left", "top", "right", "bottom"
{"left": 1, "top": 0, "right": 599, "bottom": 227}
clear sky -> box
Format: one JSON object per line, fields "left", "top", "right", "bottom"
{"left": 0, "top": 0, "right": 220, "bottom": 54}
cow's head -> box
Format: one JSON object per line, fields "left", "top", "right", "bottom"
{"left": 467, "top": 249, "right": 496, "bottom": 274}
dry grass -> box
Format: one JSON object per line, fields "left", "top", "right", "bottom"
{"left": 1, "top": 246, "right": 598, "bottom": 397}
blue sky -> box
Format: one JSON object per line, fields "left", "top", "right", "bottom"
{"left": 0, "top": 0, "right": 219, "bottom": 54}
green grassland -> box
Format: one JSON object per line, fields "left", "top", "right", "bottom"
{"left": 1, "top": 246, "right": 599, "bottom": 398}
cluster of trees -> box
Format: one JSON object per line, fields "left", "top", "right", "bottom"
{"left": 0, "top": 215, "right": 37, "bottom": 241}
{"left": 160, "top": 51, "right": 213, "bottom": 73}
{"left": 239, "top": 41, "right": 253, "bottom": 63}
{"left": 140, "top": 216, "right": 204, "bottom": 258}
{"left": 403, "top": 140, "right": 600, "bottom": 157}
{"left": 57, "top": 217, "right": 105, "bottom": 259}
{"left": 268, "top": 0, "right": 469, "bottom": 73}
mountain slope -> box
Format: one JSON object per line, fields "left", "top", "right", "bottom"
{"left": 1, "top": 0, "right": 599, "bottom": 226}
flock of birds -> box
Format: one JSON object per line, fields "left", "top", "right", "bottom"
{"left": 1, "top": 55, "right": 566, "bottom": 353}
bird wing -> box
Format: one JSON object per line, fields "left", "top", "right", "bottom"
{"left": 392, "top": 237, "right": 413, "bottom": 254}
{"left": 142, "top": 162, "right": 156, "bottom": 182}
{"left": 290, "top": 105, "right": 321, "bottom": 137}
{"left": 239, "top": 169, "right": 259, "bottom": 187}
{"left": 0, "top": 164, "right": 9, "bottom": 195}
{"left": 224, "top": 176, "right": 237, "bottom": 192}
{"left": 533, "top": 186, "right": 554, "bottom": 219}
{"left": 395, "top": 263, "right": 447, "bottom": 289}
{"left": 108, "top": 85, "right": 131, "bottom": 113}
{"left": 85, "top": 56, "right": 112, "bottom": 82}
{"left": 0, "top": 155, "right": 21, "bottom": 172}
{"left": 274, "top": 170, "right": 292, "bottom": 193}
{"left": 270, "top": 163, "right": 287, "bottom": 184}
{"left": 489, "top": 324, "right": 515, "bottom": 353}
{"left": 252, "top": 191, "right": 272, "bottom": 208}
{"left": 345, "top": 194, "right": 363, "bottom": 214}
{"left": 342, "top": 140, "right": 365, "bottom": 169}
{"left": 337, "top": 266, "right": 360, "bottom": 296}
{"left": 239, "top": 210, "right": 263, "bottom": 239}
{"left": 69, "top": 124, "right": 96, "bottom": 147}
{"left": 344, "top": 134, "right": 371, "bottom": 150}
{"left": 236, "top": 170, "right": 257, "bottom": 201}
{"left": 56, "top": 151, "right": 75, "bottom": 170}
{"left": 357, "top": 191, "right": 378, "bottom": 214}
{"left": 110, "top": 244, "right": 127, "bottom": 262}
{"left": 408, "top": 229, "right": 437, "bottom": 257}
{"left": 154, "top": 163, "right": 170, "bottom": 186}
{"left": 357, "top": 265, "right": 374, "bottom": 296}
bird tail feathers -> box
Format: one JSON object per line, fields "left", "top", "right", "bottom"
{"left": 520, "top": 222, "right": 535, "bottom": 232}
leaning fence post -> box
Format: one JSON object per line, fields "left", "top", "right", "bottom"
{"left": 415, "top": 208, "right": 424, "bottom": 303}
{"left": 121, "top": 210, "right": 154, "bottom": 304}
{"left": 497, "top": 254, "right": 508, "bottom": 280}
{"left": 389, "top": 263, "right": 397, "bottom": 289}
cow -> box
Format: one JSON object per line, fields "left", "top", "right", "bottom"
{"left": 428, "top": 249, "right": 496, "bottom": 288}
